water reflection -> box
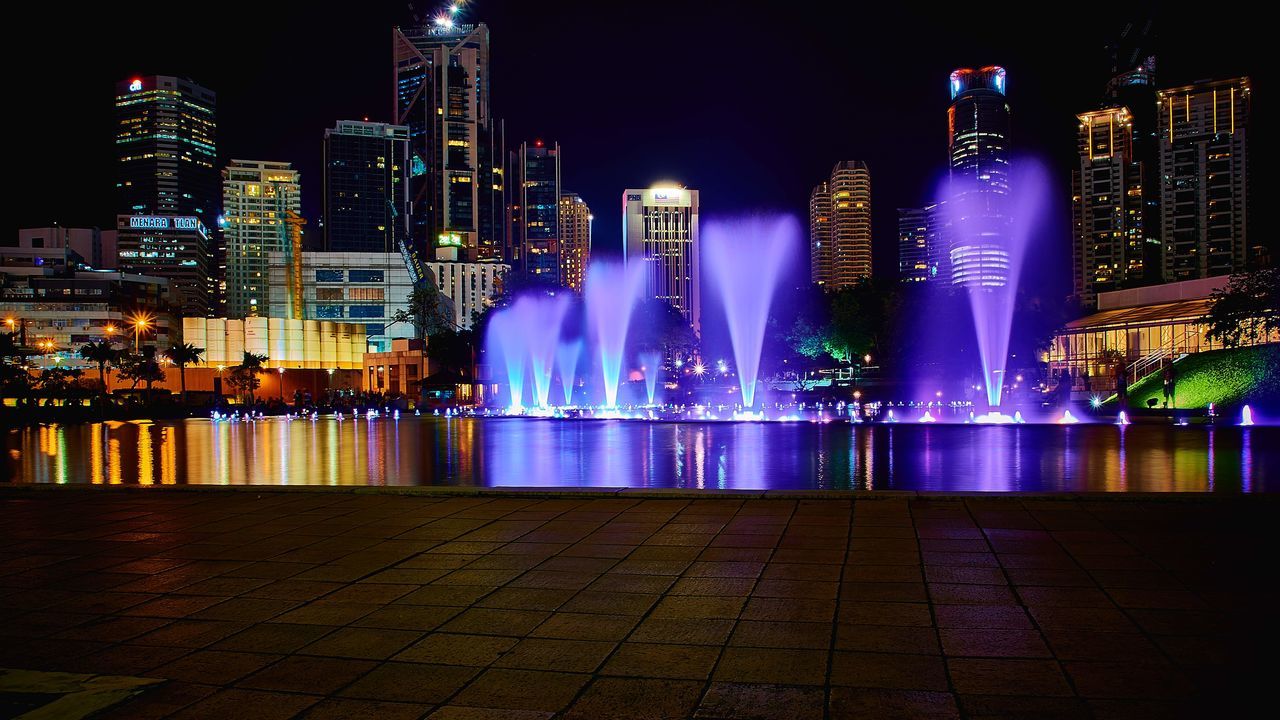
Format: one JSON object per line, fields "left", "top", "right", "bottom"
{"left": 4, "top": 418, "right": 1276, "bottom": 492}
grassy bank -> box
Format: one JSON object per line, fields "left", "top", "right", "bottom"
{"left": 1124, "top": 344, "right": 1280, "bottom": 411}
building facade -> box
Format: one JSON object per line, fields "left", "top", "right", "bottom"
{"left": 1047, "top": 276, "right": 1278, "bottom": 393}
{"left": 623, "top": 186, "right": 700, "bottom": 330}
{"left": 808, "top": 181, "right": 832, "bottom": 287}
{"left": 267, "top": 251, "right": 415, "bottom": 353}
{"left": 322, "top": 121, "right": 410, "bottom": 254}
{"left": 222, "top": 160, "right": 302, "bottom": 318}
{"left": 1157, "top": 77, "right": 1251, "bottom": 282}
{"left": 1072, "top": 107, "right": 1156, "bottom": 305}
{"left": 558, "top": 193, "right": 591, "bottom": 292}
{"left": 897, "top": 208, "right": 929, "bottom": 282}
{"left": 182, "top": 317, "right": 366, "bottom": 371}
{"left": 1, "top": 265, "right": 176, "bottom": 358}
{"left": 16, "top": 228, "right": 117, "bottom": 270}
{"left": 508, "top": 141, "right": 561, "bottom": 283}
{"left": 947, "top": 66, "right": 1011, "bottom": 288}
{"left": 421, "top": 260, "right": 509, "bottom": 330}
{"left": 115, "top": 75, "right": 218, "bottom": 313}
{"left": 809, "top": 163, "right": 871, "bottom": 289}
{"left": 115, "top": 76, "right": 218, "bottom": 221}
{"left": 392, "top": 22, "right": 505, "bottom": 276}
{"left": 116, "top": 214, "right": 213, "bottom": 317}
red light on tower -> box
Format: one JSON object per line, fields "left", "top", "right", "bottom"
{"left": 534, "top": 139, "right": 544, "bottom": 148}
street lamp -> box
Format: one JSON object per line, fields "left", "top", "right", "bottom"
{"left": 132, "top": 318, "right": 149, "bottom": 352}
{"left": 278, "top": 367, "right": 286, "bottom": 401}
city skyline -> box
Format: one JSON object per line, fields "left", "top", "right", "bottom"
{"left": 11, "top": 4, "right": 1268, "bottom": 297}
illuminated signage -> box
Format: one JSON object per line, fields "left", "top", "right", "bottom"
{"left": 128, "top": 216, "right": 209, "bottom": 239}
{"left": 437, "top": 232, "right": 463, "bottom": 247}
{"left": 129, "top": 78, "right": 143, "bottom": 92}
{"left": 652, "top": 189, "right": 682, "bottom": 203}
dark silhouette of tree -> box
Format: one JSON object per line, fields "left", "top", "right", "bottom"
{"left": 227, "top": 351, "right": 268, "bottom": 405}
{"left": 79, "top": 339, "right": 121, "bottom": 402}
{"left": 1206, "top": 269, "right": 1280, "bottom": 347}
{"left": 166, "top": 342, "right": 205, "bottom": 405}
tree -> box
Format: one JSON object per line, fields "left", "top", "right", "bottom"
{"left": 392, "top": 282, "right": 453, "bottom": 339}
{"left": 629, "top": 298, "right": 697, "bottom": 359}
{"left": 166, "top": 342, "right": 204, "bottom": 405}
{"left": 1206, "top": 269, "right": 1280, "bottom": 348}
{"left": 79, "top": 339, "right": 120, "bottom": 402}
{"left": 36, "top": 366, "right": 85, "bottom": 406}
{"left": 826, "top": 279, "right": 891, "bottom": 365}
{"left": 426, "top": 327, "right": 475, "bottom": 378}
{"left": 117, "top": 347, "right": 165, "bottom": 395}
{"left": 227, "top": 351, "right": 268, "bottom": 405}
{"left": 787, "top": 317, "right": 829, "bottom": 360}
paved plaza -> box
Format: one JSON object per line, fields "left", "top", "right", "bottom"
{"left": 1, "top": 488, "right": 1274, "bottom": 719}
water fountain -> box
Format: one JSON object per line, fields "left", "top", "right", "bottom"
{"left": 1241, "top": 405, "right": 1255, "bottom": 426}
{"left": 703, "top": 216, "right": 798, "bottom": 409}
{"left": 942, "top": 159, "right": 1048, "bottom": 412}
{"left": 640, "top": 351, "right": 662, "bottom": 405}
{"left": 585, "top": 262, "right": 646, "bottom": 408}
{"left": 556, "top": 341, "right": 582, "bottom": 406}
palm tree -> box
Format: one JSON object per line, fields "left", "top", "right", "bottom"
{"left": 230, "top": 351, "right": 269, "bottom": 405}
{"left": 79, "top": 339, "right": 120, "bottom": 403}
{"left": 166, "top": 342, "right": 204, "bottom": 405}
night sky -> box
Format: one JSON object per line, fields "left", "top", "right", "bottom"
{"left": 13, "top": 2, "right": 1265, "bottom": 298}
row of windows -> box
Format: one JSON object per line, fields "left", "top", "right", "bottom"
{"left": 315, "top": 305, "right": 386, "bottom": 319}
{"left": 315, "top": 269, "right": 386, "bottom": 283}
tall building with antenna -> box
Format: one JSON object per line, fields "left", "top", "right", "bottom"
{"left": 392, "top": 10, "right": 505, "bottom": 281}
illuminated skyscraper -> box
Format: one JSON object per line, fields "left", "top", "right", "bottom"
{"left": 114, "top": 75, "right": 218, "bottom": 314}
{"left": 1158, "top": 77, "right": 1251, "bottom": 281}
{"left": 559, "top": 193, "right": 591, "bottom": 292}
{"left": 623, "top": 186, "right": 700, "bottom": 331}
{"left": 808, "top": 181, "right": 831, "bottom": 286}
{"left": 222, "top": 161, "right": 301, "bottom": 318}
{"left": 947, "top": 66, "right": 1010, "bottom": 288}
{"left": 392, "top": 21, "right": 504, "bottom": 278}
{"left": 1072, "top": 107, "right": 1153, "bottom": 304}
{"left": 809, "top": 162, "right": 871, "bottom": 289}
{"left": 897, "top": 208, "right": 929, "bottom": 282}
{"left": 508, "top": 141, "right": 561, "bottom": 283}
{"left": 322, "top": 121, "right": 410, "bottom": 254}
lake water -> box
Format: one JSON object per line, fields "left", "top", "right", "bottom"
{"left": 4, "top": 417, "right": 1274, "bottom": 492}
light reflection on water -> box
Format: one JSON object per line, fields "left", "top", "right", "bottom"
{"left": 4, "top": 417, "right": 1276, "bottom": 492}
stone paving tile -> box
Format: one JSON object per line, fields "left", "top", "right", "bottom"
{"left": 4, "top": 491, "right": 1275, "bottom": 718}
{"left": 563, "top": 677, "right": 704, "bottom": 720}
{"left": 696, "top": 682, "right": 826, "bottom": 719}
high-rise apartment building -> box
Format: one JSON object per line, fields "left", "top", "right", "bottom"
{"left": 947, "top": 66, "right": 1011, "bottom": 288}
{"left": 508, "top": 141, "right": 561, "bottom": 283}
{"left": 808, "top": 181, "right": 832, "bottom": 287}
{"left": 114, "top": 75, "right": 218, "bottom": 314}
{"left": 1157, "top": 77, "right": 1251, "bottom": 281}
{"left": 623, "top": 186, "right": 700, "bottom": 331}
{"left": 898, "top": 208, "right": 930, "bottom": 282}
{"left": 222, "top": 160, "right": 301, "bottom": 318}
{"left": 1072, "top": 107, "right": 1155, "bottom": 304}
{"left": 559, "top": 193, "right": 591, "bottom": 292}
{"left": 322, "top": 121, "right": 410, "bottom": 254}
{"left": 808, "top": 163, "right": 872, "bottom": 289}
{"left": 392, "top": 21, "right": 505, "bottom": 277}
